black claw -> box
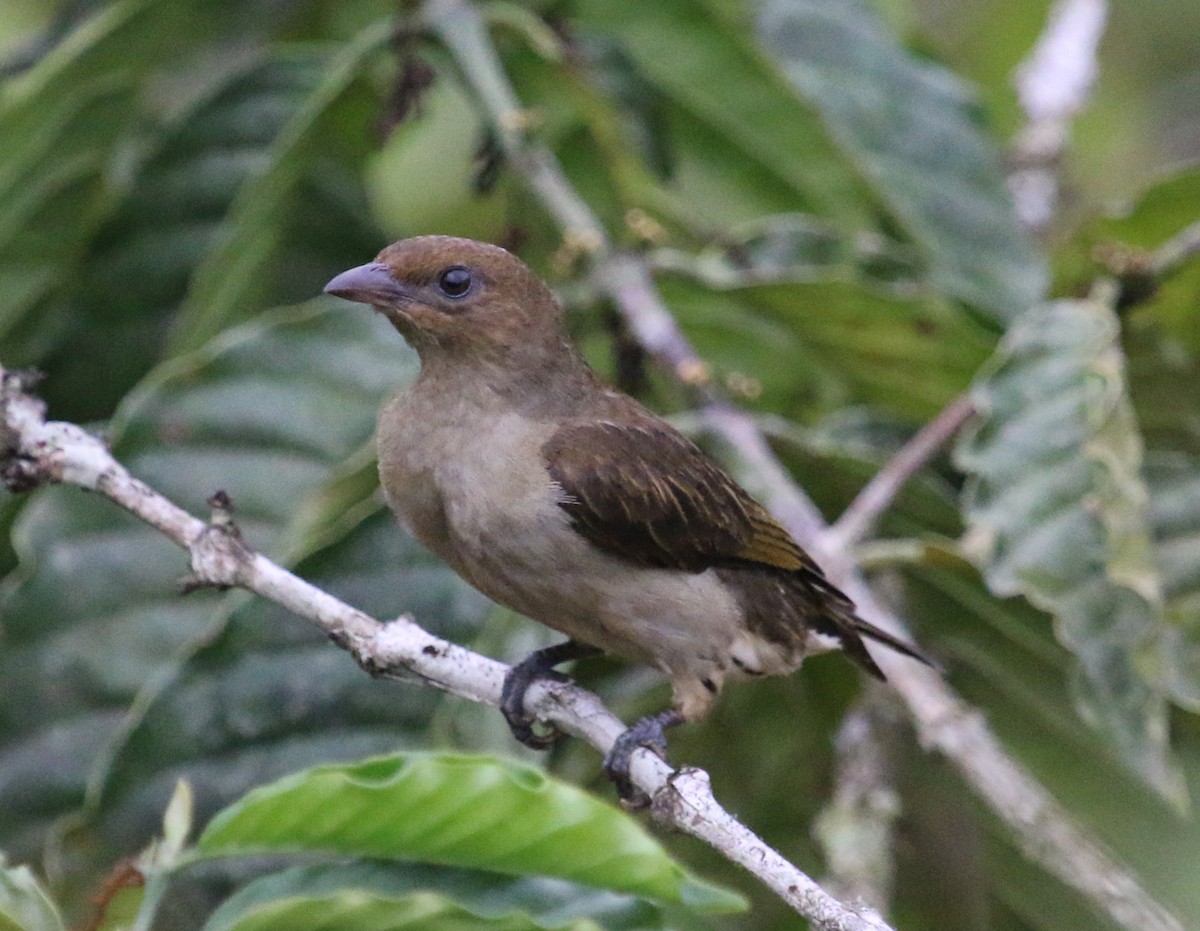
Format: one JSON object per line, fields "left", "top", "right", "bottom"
{"left": 500, "top": 640, "right": 601, "bottom": 750}
{"left": 603, "top": 709, "right": 685, "bottom": 806}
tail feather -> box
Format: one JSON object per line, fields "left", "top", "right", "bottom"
{"left": 839, "top": 614, "right": 939, "bottom": 681}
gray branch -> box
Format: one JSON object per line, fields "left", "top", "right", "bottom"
{"left": 1008, "top": 0, "right": 1108, "bottom": 232}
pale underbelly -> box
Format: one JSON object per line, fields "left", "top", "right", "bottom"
{"left": 452, "top": 527, "right": 744, "bottom": 674}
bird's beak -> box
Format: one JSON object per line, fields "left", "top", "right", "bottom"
{"left": 324, "top": 262, "right": 407, "bottom": 306}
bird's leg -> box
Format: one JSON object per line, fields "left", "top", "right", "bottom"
{"left": 501, "top": 639, "right": 602, "bottom": 750}
{"left": 603, "top": 709, "right": 685, "bottom": 805}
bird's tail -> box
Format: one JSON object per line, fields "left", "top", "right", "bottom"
{"left": 828, "top": 607, "right": 939, "bottom": 681}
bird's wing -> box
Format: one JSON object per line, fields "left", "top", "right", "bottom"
{"left": 543, "top": 417, "right": 936, "bottom": 679}
{"left": 542, "top": 418, "right": 839, "bottom": 591}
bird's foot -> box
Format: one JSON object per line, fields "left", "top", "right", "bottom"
{"left": 603, "top": 709, "right": 685, "bottom": 807}
{"left": 500, "top": 640, "right": 601, "bottom": 750}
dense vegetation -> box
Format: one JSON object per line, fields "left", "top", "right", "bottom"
{"left": 1, "top": 0, "right": 1198, "bottom": 929}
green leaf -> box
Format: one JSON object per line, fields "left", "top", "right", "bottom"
{"left": 660, "top": 274, "right": 993, "bottom": 421}
{"left": 903, "top": 562, "right": 1200, "bottom": 929}
{"left": 756, "top": 0, "right": 1046, "bottom": 323}
{"left": 37, "top": 45, "right": 384, "bottom": 421}
{"left": 651, "top": 213, "right": 926, "bottom": 293}
{"left": 0, "top": 0, "right": 295, "bottom": 372}
{"left": 0, "top": 858, "right": 64, "bottom": 931}
{"left": 1146, "top": 454, "right": 1200, "bottom": 710}
{"left": 572, "top": 0, "right": 873, "bottom": 226}
{"left": 0, "top": 1, "right": 140, "bottom": 351}
{"left": 195, "top": 752, "right": 745, "bottom": 913}
{"left": 204, "top": 861, "right": 669, "bottom": 931}
{"left": 168, "top": 19, "right": 392, "bottom": 355}
{"left": 0, "top": 303, "right": 412, "bottom": 860}
{"left": 955, "top": 297, "right": 1183, "bottom": 802}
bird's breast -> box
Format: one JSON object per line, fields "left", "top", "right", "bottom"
{"left": 376, "top": 387, "right": 774, "bottom": 680}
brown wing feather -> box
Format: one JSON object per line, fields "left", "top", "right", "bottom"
{"left": 542, "top": 418, "right": 935, "bottom": 679}
{"left": 543, "top": 420, "right": 807, "bottom": 573}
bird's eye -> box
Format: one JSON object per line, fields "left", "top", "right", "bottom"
{"left": 437, "top": 266, "right": 473, "bottom": 299}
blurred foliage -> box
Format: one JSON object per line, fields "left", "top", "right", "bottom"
{"left": 0, "top": 0, "right": 1198, "bottom": 929}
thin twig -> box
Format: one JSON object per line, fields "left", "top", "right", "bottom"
{"left": 427, "top": 5, "right": 1185, "bottom": 930}
{"left": 1151, "top": 219, "right": 1200, "bottom": 278}
{"left": 827, "top": 395, "right": 976, "bottom": 550}
{"left": 0, "top": 368, "right": 891, "bottom": 931}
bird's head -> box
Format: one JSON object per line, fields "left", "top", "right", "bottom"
{"left": 324, "top": 236, "right": 567, "bottom": 366}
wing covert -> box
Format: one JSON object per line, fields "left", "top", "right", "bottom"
{"left": 542, "top": 420, "right": 817, "bottom": 577}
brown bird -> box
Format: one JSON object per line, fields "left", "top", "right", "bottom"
{"left": 325, "top": 236, "right": 931, "bottom": 797}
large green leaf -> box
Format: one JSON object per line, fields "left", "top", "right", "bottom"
{"left": 91, "top": 505, "right": 490, "bottom": 854}
{"left": 659, "top": 274, "right": 993, "bottom": 422}
{"left": 0, "top": 0, "right": 288, "bottom": 370}
{"left": 168, "top": 20, "right": 393, "bottom": 354}
{"left": 195, "top": 752, "right": 744, "bottom": 913}
{"left": 37, "top": 46, "right": 384, "bottom": 421}
{"left": 0, "top": 302, "right": 410, "bottom": 862}
{"left": 902, "top": 563, "right": 1200, "bottom": 930}
{"left": 203, "top": 861, "right": 671, "bottom": 931}
{"left": 571, "top": 0, "right": 874, "bottom": 227}
{"left": 0, "top": 0, "right": 142, "bottom": 352}
{"left": 755, "top": 0, "right": 1046, "bottom": 323}
{"left": 955, "top": 297, "right": 1182, "bottom": 801}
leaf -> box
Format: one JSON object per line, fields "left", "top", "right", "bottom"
{"left": 37, "top": 46, "right": 384, "bottom": 421}
{"left": 0, "top": 1, "right": 140, "bottom": 351}
{"left": 755, "top": 0, "right": 1046, "bottom": 324}
{"left": 659, "top": 274, "right": 993, "bottom": 421}
{"left": 0, "top": 858, "right": 64, "bottom": 931}
{"left": 204, "top": 861, "right": 670, "bottom": 931}
{"left": 654, "top": 213, "right": 926, "bottom": 291}
{"left": 955, "top": 297, "right": 1183, "bottom": 802}
{"left": 195, "top": 752, "right": 745, "bottom": 913}
{"left": 902, "top": 562, "right": 1200, "bottom": 929}
{"left": 168, "top": 20, "right": 393, "bottom": 354}
{"left": 0, "top": 303, "right": 411, "bottom": 862}
{"left": 572, "top": 0, "right": 874, "bottom": 225}
{"left": 1146, "top": 454, "right": 1200, "bottom": 710}
{"left": 0, "top": 0, "right": 294, "bottom": 372}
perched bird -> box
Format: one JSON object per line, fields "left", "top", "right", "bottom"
{"left": 325, "top": 236, "right": 931, "bottom": 798}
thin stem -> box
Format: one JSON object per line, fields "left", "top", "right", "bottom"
{"left": 1152, "top": 219, "right": 1200, "bottom": 279}
{"left": 130, "top": 869, "right": 170, "bottom": 931}
{"left": 827, "top": 395, "right": 976, "bottom": 549}
{"left": 815, "top": 685, "right": 902, "bottom": 912}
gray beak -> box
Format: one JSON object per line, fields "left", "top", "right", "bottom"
{"left": 324, "top": 262, "right": 406, "bottom": 305}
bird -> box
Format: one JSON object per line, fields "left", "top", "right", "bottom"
{"left": 324, "top": 235, "right": 932, "bottom": 799}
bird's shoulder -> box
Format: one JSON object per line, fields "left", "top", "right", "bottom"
{"left": 540, "top": 399, "right": 817, "bottom": 576}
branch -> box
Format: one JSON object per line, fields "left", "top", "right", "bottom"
{"left": 1151, "top": 219, "right": 1200, "bottom": 279}
{"left": 0, "top": 368, "right": 890, "bottom": 931}
{"left": 1008, "top": 0, "right": 1108, "bottom": 233}
{"left": 827, "top": 394, "right": 976, "bottom": 550}
{"left": 814, "top": 684, "right": 901, "bottom": 912}
{"left": 427, "top": 5, "right": 1185, "bottom": 930}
